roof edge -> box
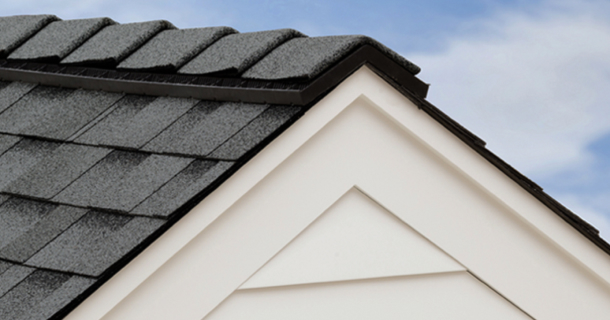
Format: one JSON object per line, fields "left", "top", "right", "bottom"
{"left": 0, "top": 45, "right": 429, "bottom": 106}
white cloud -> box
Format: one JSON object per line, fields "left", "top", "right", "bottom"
{"left": 409, "top": 0, "right": 610, "bottom": 176}
{"left": 406, "top": 0, "right": 610, "bottom": 240}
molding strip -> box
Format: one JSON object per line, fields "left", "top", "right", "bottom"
{"left": 0, "top": 45, "right": 429, "bottom": 106}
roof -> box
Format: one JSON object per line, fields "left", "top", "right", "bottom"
{"left": 0, "top": 13, "right": 608, "bottom": 320}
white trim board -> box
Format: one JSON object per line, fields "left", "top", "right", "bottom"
{"left": 239, "top": 187, "right": 464, "bottom": 290}
{"left": 210, "top": 272, "right": 532, "bottom": 320}
{"left": 66, "top": 67, "right": 610, "bottom": 320}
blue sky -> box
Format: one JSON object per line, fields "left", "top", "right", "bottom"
{"left": 3, "top": 0, "right": 610, "bottom": 239}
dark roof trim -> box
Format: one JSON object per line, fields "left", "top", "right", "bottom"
{"left": 0, "top": 45, "right": 428, "bottom": 106}
{"left": 385, "top": 73, "right": 610, "bottom": 256}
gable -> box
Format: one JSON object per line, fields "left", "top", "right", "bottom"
{"left": 68, "top": 67, "right": 610, "bottom": 320}
{"left": 239, "top": 188, "right": 463, "bottom": 289}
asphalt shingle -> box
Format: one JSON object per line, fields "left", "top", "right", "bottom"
{"left": 0, "top": 261, "right": 10, "bottom": 273}
{"left": 0, "top": 86, "right": 123, "bottom": 140}
{"left": 24, "top": 275, "right": 95, "bottom": 320}
{"left": 243, "top": 35, "right": 421, "bottom": 80}
{"left": 0, "top": 15, "right": 59, "bottom": 57}
{"left": 0, "top": 194, "right": 10, "bottom": 206}
{"left": 26, "top": 211, "right": 164, "bottom": 277}
{"left": 0, "top": 139, "right": 59, "bottom": 191}
{"left": 143, "top": 101, "right": 268, "bottom": 156}
{"left": 118, "top": 27, "right": 237, "bottom": 71}
{"left": 0, "top": 205, "right": 87, "bottom": 263}
{"left": 0, "top": 86, "right": 74, "bottom": 134}
{"left": 61, "top": 20, "right": 175, "bottom": 66}
{"left": 8, "top": 18, "right": 114, "bottom": 61}
{"left": 0, "top": 269, "right": 94, "bottom": 320}
{"left": 5, "top": 143, "right": 111, "bottom": 199}
{"left": 178, "top": 29, "right": 303, "bottom": 75}
{"left": 0, "top": 134, "right": 20, "bottom": 156}
{"left": 0, "top": 82, "right": 38, "bottom": 114}
{"left": 0, "top": 260, "right": 10, "bottom": 273}
{"left": 209, "top": 105, "right": 301, "bottom": 160}
{"left": 0, "top": 263, "right": 35, "bottom": 297}
{"left": 75, "top": 96, "right": 198, "bottom": 149}
{"left": 132, "top": 160, "right": 233, "bottom": 217}
{"left": 53, "top": 151, "right": 193, "bottom": 211}
{"left": 0, "top": 197, "right": 58, "bottom": 253}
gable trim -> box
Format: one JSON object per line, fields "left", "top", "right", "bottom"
{"left": 64, "top": 66, "right": 610, "bottom": 320}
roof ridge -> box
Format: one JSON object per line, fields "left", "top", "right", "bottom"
{"left": 0, "top": 14, "right": 420, "bottom": 78}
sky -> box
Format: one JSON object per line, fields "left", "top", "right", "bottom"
{"left": 3, "top": 0, "right": 610, "bottom": 239}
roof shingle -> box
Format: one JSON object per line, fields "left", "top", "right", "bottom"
{"left": 243, "top": 35, "right": 421, "bottom": 79}
{"left": 0, "top": 81, "right": 37, "bottom": 114}
{"left": 132, "top": 160, "right": 233, "bottom": 217}
{"left": 0, "top": 86, "right": 123, "bottom": 140}
{"left": 0, "top": 15, "right": 59, "bottom": 57}
{"left": 118, "top": 27, "right": 237, "bottom": 71}
{"left": 0, "top": 204, "right": 87, "bottom": 263}
{"left": 61, "top": 20, "right": 175, "bottom": 66}
{"left": 179, "top": 29, "right": 304, "bottom": 75}
{"left": 4, "top": 143, "right": 111, "bottom": 199}
{"left": 7, "top": 18, "right": 114, "bottom": 62}
{"left": 53, "top": 151, "right": 193, "bottom": 212}
{"left": 0, "top": 139, "right": 60, "bottom": 191}
{"left": 25, "top": 211, "right": 163, "bottom": 276}
{"left": 74, "top": 95, "right": 198, "bottom": 149}
{"left": 0, "top": 269, "right": 94, "bottom": 320}
{"left": 143, "top": 100, "right": 269, "bottom": 156}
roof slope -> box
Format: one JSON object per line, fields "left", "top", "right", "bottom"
{"left": 0, "top": 80, "right": 302, "bottom": 319}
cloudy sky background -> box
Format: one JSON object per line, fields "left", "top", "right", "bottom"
{"left": 3, "top": 0, "right": 610, "bottom": 239}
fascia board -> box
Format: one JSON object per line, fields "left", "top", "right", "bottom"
{"left": 65, "top": 66, "right": 610, "bottom": 320}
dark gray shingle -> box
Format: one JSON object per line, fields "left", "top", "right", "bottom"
{"left": 0, "top": 197, "right": 58, "bottom": 252}
{"left": 75, "top": 96, "right": 198, "bottom": 149}
{"left": 118, "top": 27, "right": 237, "bottom": 71}
{"left": 143, "top": 101, "right": 268, "bottom": 156}
{"left": 0, "top": 205, "right": 87, "bottom": 263}
{"left": 210, "top": 105, "right": 301, "bottom": 160}
{"left": 23, "top": 275, "right": 95, "bottom": 320}
{"left": 0, "top": 263, "right": 35, "bottom": 297}
{"left": 0, "top": 194, "right": 10, "bottom": 206}
{"left": 61, "top": 20, "right": 175, "bottom": 66}
{"left": 53, "top": 151, "right": 193, "bottom": 211}
{"left": 178, "top": 29, "right": 303, "bottom": 75}
{"left": 26, "top": 211, "right": 164, "bottom": 276}
{"left": 0, "top": 82, "right": 37, "bottom": 114}
{"left": 132, "top": 160, "right": 233, "bottom": 217}
{"left": 0, "top": 260, "right": 10, "bottom": 273}
{"left": 243, "top": 35, "right": 421, "bottom": 79}
{"left": 0, "top": 86, "right": 74, "bottom": 134}
{"left": 0, "top": 134, "right": 20, "bottom": 156}
{"left": 0, "top": 86, "right": 123, "bottom": 140}
{"left": 0, "top": 269, "right": 94, "bottom": 320}
{"left": 8, "top": 18, "right": 114, "bottom": 61}
{"left": 0, "top": 15, "right": 59, "bottom": 57}
{"left": 5, "top": 144, "right": 111, "bottom": 199}
{"left": 0, "top": 139, "right": 59, "bottom": 191}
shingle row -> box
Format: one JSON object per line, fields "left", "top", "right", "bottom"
{"left": 0, "top": 82, "right": 302, "bottom": 160}
{"left": 0, "top": 15, "right": 420, "bottom": 80}
{"left": 0, "top": 261, "right": 95, "bottom": 320}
